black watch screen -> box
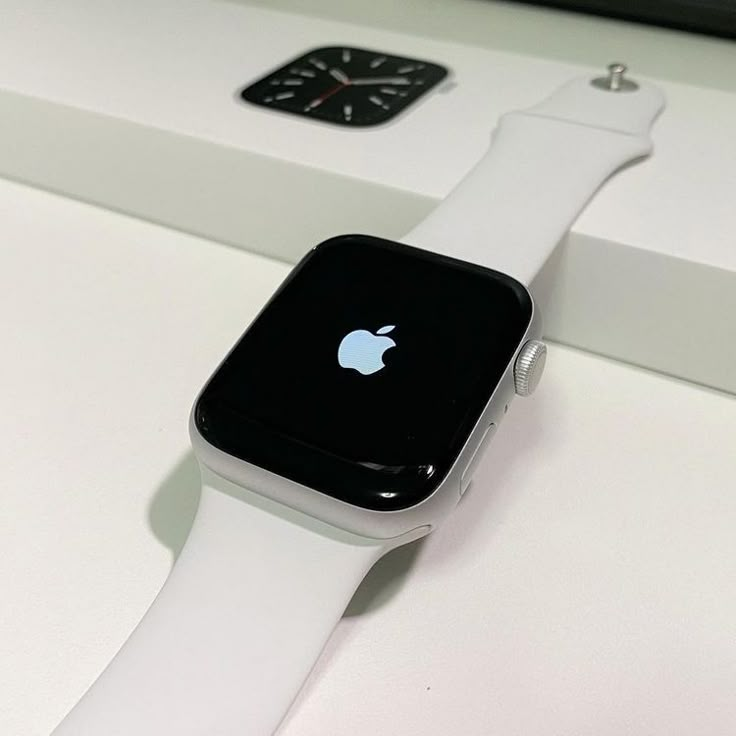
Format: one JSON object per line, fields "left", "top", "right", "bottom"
{"left": 195, "top": 235, "right": 532, "bottom": 511}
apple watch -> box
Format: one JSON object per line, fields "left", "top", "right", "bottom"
{"left": 53, "top": 64, "right": 664, "bottom": 735}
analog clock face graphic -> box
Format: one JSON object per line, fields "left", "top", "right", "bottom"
{"left": 241, "top": 46, "right": 448, "bottom": 126}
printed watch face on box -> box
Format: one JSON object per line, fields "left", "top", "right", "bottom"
{"left": 240, "top": 46, "right": 448, "bottom": 126}
{"left": 195, "top": 235, "right": 532, "bottom": 510}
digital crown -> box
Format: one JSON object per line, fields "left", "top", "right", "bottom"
{"left": 514, "top": 340, "right": 547, "bottom": 397}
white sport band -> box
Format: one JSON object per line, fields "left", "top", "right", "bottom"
{"left": 53, "top": 466, "right": 392, "bottom": 735}
{"left": 53, "top": 68, "right": 664, "bottom": 735}
{"left": 404, "top": 75, "right": 664, "bottom": 284}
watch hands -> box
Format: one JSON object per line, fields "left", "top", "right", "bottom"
{"left": 306, "top": 71, "right": 412, "bottom": 111}
{"left": 305, "top": 83, "right": 347, "bottom": 110}
{"left": 326, "top": 69, "right": 411, "bottom": 87}
{"left": 351, "top": 77, "right": 411, "bottom": 86}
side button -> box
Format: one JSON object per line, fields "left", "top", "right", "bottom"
{"left": 460, "top": 423, "right": 497, "bottom": 496}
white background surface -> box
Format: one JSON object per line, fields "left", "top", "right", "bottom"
{"left": 2, "top": 177, "right": 735, "bottom": 735}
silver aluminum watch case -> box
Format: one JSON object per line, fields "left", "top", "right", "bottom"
{"left": 189, "top": 286, "right": 541, "bottom": 542}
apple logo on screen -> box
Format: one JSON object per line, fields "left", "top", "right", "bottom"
{"left": 337, "top": 325, "right": 396, "bottom": 375}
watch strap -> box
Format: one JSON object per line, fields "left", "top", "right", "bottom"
{"left": 404, "top": 75, "right": 665, "bottom": 285}
{"left": 53, "top": 465, "right": 391, "bottom": 736}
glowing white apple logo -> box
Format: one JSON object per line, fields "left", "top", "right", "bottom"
{"left": 337, "top": 325, "right": 396, "bottom": 375}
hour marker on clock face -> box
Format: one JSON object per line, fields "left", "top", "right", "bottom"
{"left": 241, "top": 47, "right": 448, "bottom": 126}
{"left": 308, "top": 56, "right": 328, "bottom": 71}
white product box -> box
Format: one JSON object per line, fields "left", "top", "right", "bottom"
{"left": 0, "top": 1, "right": 734, "bottom": 393}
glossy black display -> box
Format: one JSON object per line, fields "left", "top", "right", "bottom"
{"left": 195, "top": 236, "right": 532, "bottom": 510}
{"left": 241, "top": 46, "right": 447, "bottom": 126}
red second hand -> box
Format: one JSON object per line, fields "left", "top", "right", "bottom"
{"left": 308, "top": 81, "right": 350, "bottom": 109}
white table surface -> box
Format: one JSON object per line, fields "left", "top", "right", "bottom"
{"left": 2, "top": 177, "right": 735, "bottom": 735}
